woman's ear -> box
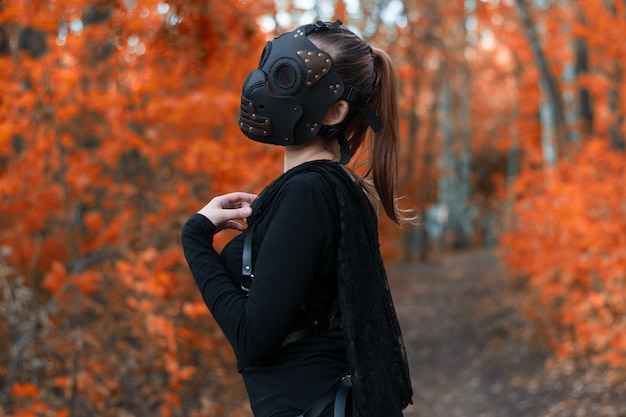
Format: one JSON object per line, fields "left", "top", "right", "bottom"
{"left": 322, "top": 100, "right": 350, "bottom": 125}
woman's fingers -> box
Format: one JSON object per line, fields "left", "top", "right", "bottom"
{"left": 225, "top": 206, "right": 252, "bottom": 221}
{"left": 197, "top": 192, "right": 258, "bottom": 230}
{"left": 224, "top": 220, "right": 245, "bottom": 232}
{"left": 217, "top": 192, "right": 257, "bottom": 209}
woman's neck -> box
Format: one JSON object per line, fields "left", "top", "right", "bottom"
{"left": 283, "top": 138, "right": 338, "bottom": 172}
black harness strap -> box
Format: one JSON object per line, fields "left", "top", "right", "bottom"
{"left": 241, "top": 224, "right": 254, "bottom": 294}
{"left": 334, "top": 375, "right": 352, "bottom": 417}
{"left": 298, "top": 375, "right": 352, "bottom": 417}
{"left": 239, "top": 214, "right": 342, "bottom": 368}
{"left": 282, "top": 297, "right": 342, "bottom": 347}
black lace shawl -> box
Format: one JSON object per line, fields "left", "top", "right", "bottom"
{"left": 248, "top": 160, "right": 413, "bottom": 417}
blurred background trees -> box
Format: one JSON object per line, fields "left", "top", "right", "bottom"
{"left": 1, "top": 0, "right": 624, "bottom": 415}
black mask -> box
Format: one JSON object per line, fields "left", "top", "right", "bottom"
{"left": 239, "top": 21, "right": 382, "bottom": 153}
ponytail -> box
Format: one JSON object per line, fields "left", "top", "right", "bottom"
{"left": 311, "top": 31, "right": 415, "bottom": 225}
{"left": 367, "top": 48, "right": 401, "bottom": 224}
{"left": 349, "top": 48, "right": 413, "bottom": 225}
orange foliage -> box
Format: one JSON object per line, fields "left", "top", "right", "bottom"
{"left": 501, "top": 141, "right": 626, "bottom": 367}
{"left": 494, "top": 0, "right": 626, "bottom": 372}
{"left": 2, "top": 0, "right": 626, "bottom": 413}
{"left": 41, "top": 261, "right": 67, "bottom": 293}
{"left": 0, "top": 0, "right": 274, "bottom": 415}
{"left": 10, "top": 383, "right": 39, "bottom": 399}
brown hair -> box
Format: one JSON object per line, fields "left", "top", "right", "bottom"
{"left": 309, "top": 29, "right": 411, "bottom": 225}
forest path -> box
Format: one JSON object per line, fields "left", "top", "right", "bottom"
{"left": 389, "top": 248, "right": 626, "bottom": 417}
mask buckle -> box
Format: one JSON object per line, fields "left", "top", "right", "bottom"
{"left": 310, "top": 20, "right": 343, "bottom": 33}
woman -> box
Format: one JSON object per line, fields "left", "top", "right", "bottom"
{"left": 182, "top": 20, "right": 413, "bottom": 417}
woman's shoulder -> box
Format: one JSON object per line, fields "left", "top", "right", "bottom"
{"left": 261, "top": 167, "right": 340, "bottom": 217}
{"left": 283, "top": 161, "right": 352, "bottom": 189}
{"left": 252, "top": 162, "right": 350, "bottom": 221}
{"left": 278, "top": 171, "right": 337, "bottom": 208}
{"left": 283, "top": 169, "right": 332, "bottom": 189}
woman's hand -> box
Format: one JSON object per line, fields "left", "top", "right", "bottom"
{"left": 197, "top": 192, "right": 258, "bottom": 233}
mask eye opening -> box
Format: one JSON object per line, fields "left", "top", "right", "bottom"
{"left": 274, "top": 63, "right": 297, "bottom": 90}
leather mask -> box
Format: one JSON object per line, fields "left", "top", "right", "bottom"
{"left": 239, "top": 21, "right": 347, "bottom": 146}
{"left": 239, "top": 21, "right": 383, "bottom": 164}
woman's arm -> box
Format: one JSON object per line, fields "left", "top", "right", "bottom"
{"left": 182, "top": 177, "right": 337, "bottom": 366}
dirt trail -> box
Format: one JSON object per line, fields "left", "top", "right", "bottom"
{"left": 389, "top": 248, "right": 626, "bottom": 417}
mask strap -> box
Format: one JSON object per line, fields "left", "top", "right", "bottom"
{"left": 343, "top": 86, "right": 383, "bottom": 132}
{"left": 319, "top": 86, "right": 384, "bottom": 164}
{"left": 319, "top": 126, "right": 352, "bottom": 164}
{"left": 303, "top": 20, "right": 382, "bottom": 164}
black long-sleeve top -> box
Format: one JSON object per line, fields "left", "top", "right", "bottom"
{"left": 182, "top": 170, "right": 349, "bottom": 416}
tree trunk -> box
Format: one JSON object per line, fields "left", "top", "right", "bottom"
{"left": 445, "top": 4, "right": 474, "bottom": 250}
{"left": 608, "top": 65, "right": 625, "bottom": 151}
{"left": 605, "top": 0, "right": 625, "bottom": 150}
{"left": 437, "top": 81, "right": 454, "bottom": 250}
{"left": 515, "top": 0, "right": 568, "bottom": 160}
{"left": 401, "top": 80, "right": 420, "bottom": 262}
{"left": 402, "top": 83, "right": 420, "bottom": 187}
{"left": 575, "top": 37, "right": 593, "bottom": 136}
